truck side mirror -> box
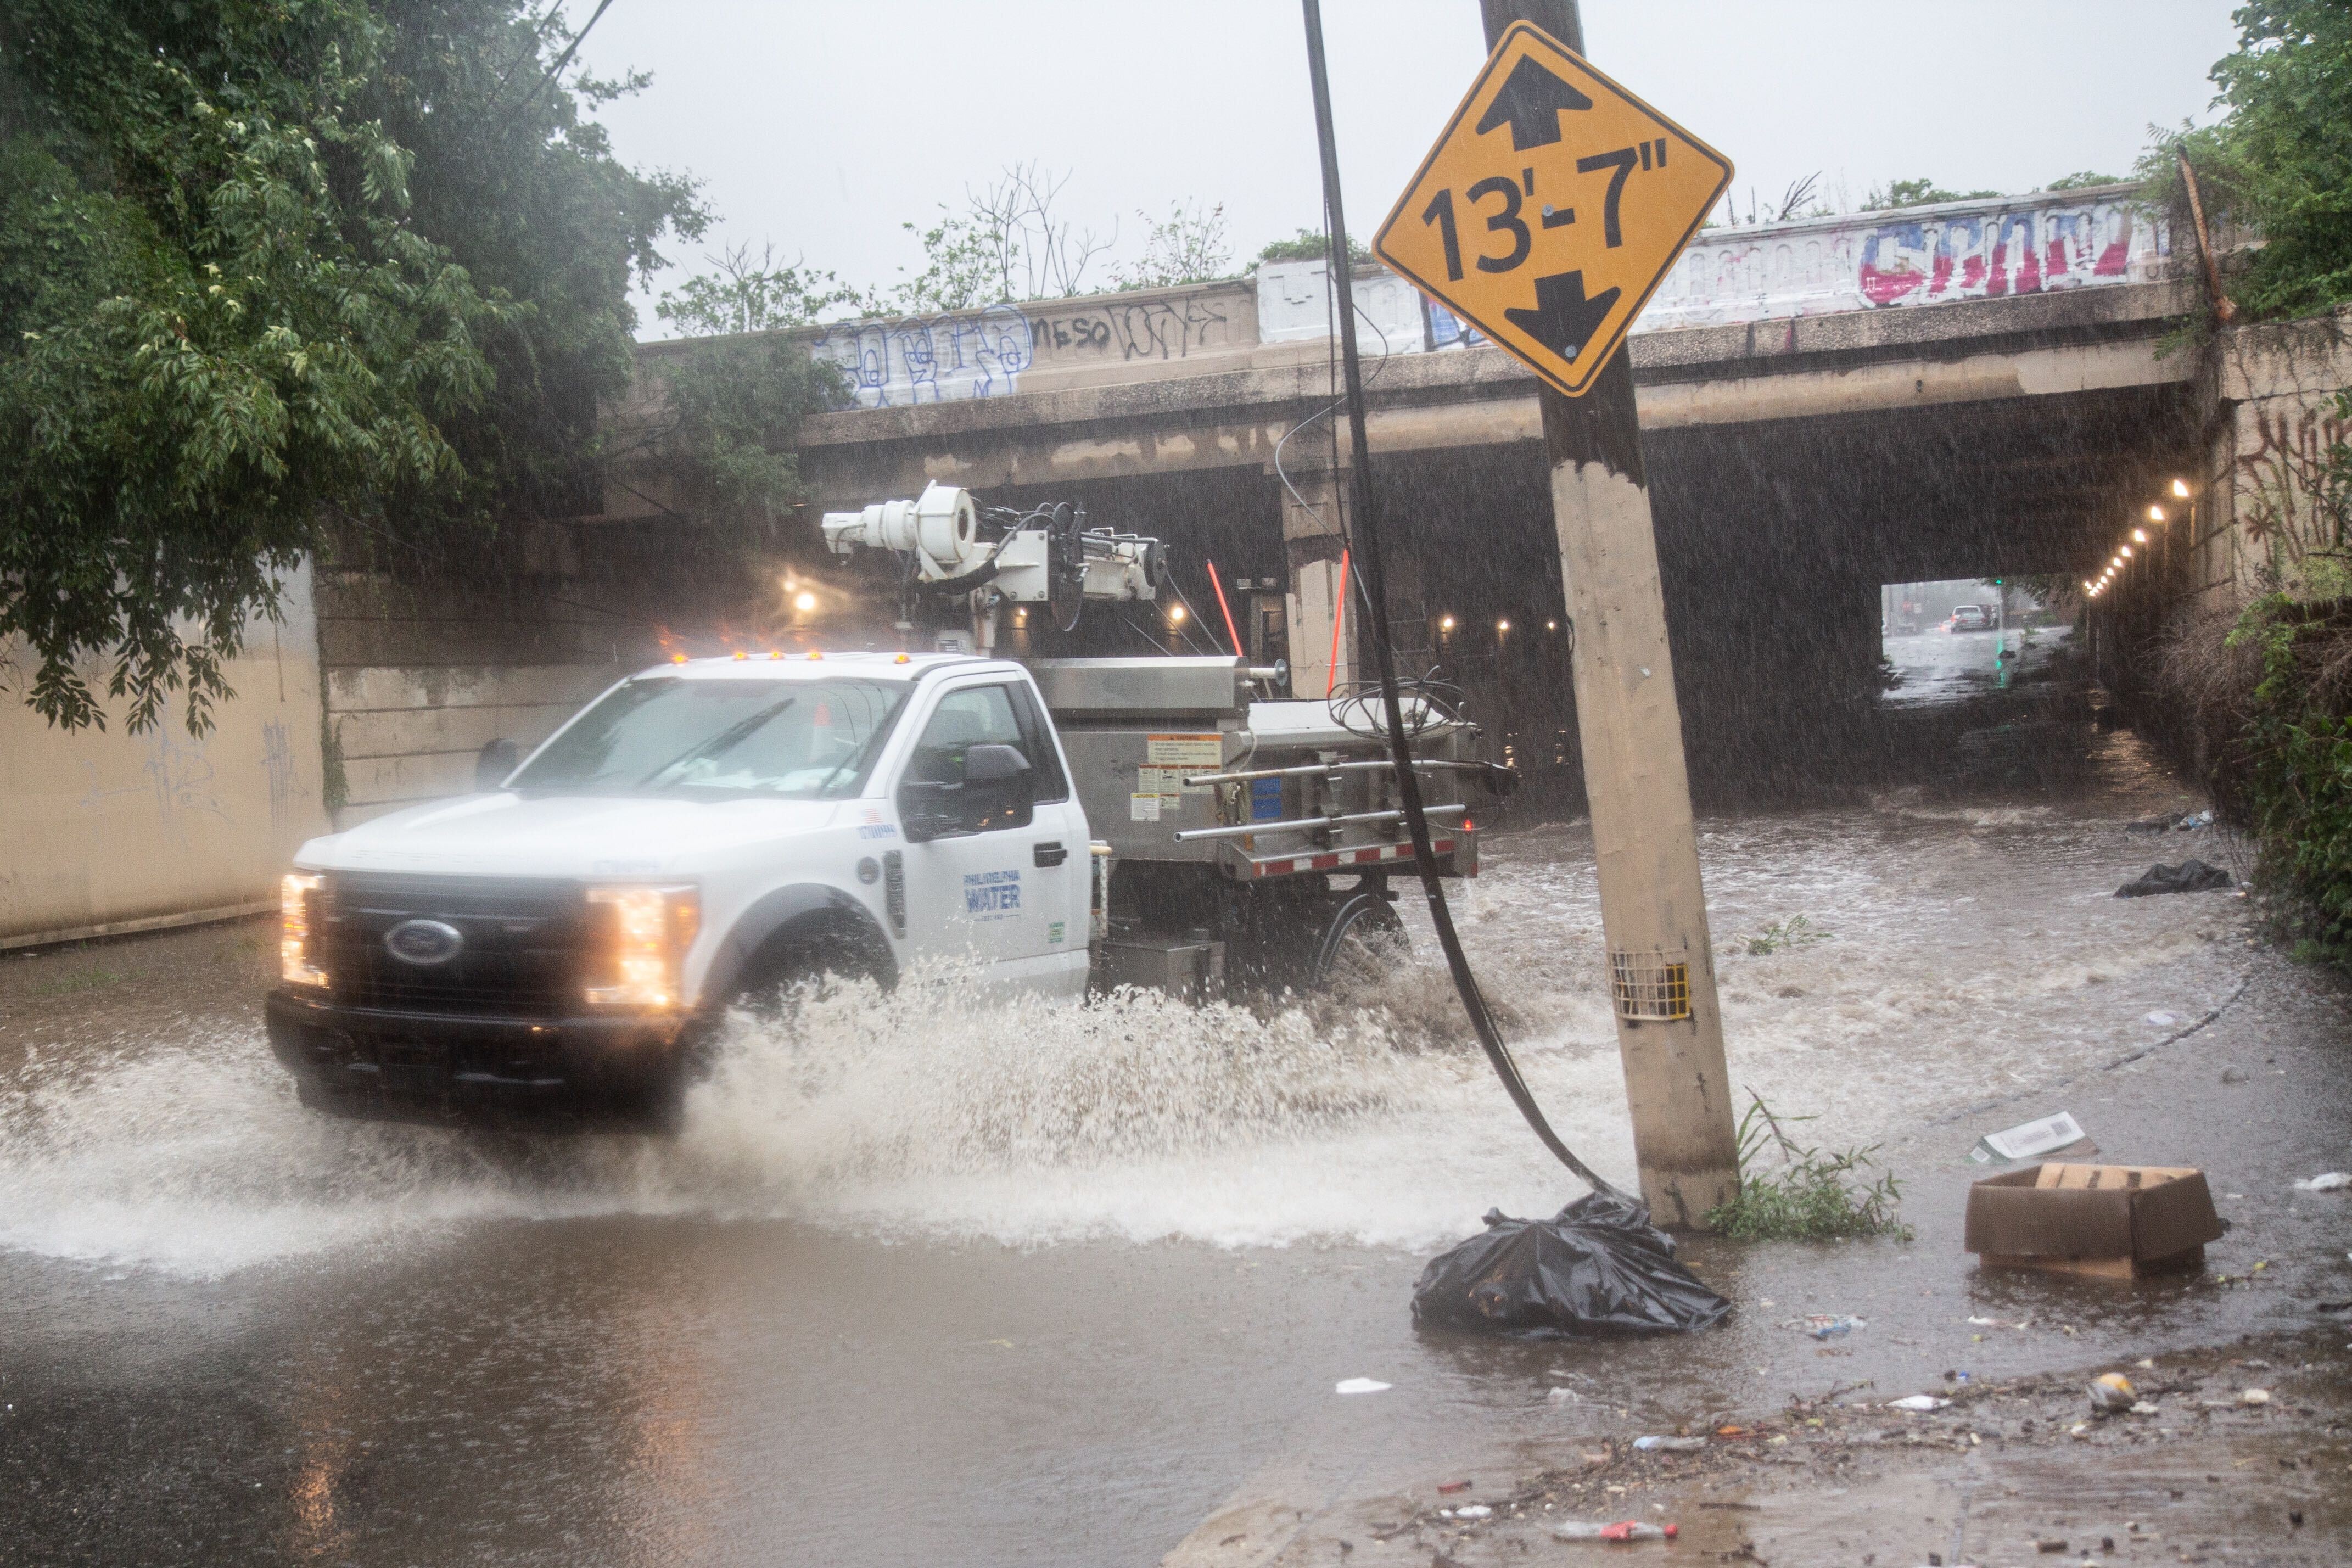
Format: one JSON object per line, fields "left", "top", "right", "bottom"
{"left": 475, "top": 738, "right": 519, "bottom": 790}
{"left": 897, "top": 745, "right": 1034, "bottom": 841}
{"left": 958, "top": 743, "right": 1034, "bottom": 832}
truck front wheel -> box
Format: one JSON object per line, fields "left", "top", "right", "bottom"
{"left": 723, "top": 924, "right": 887, "bottom": 1021}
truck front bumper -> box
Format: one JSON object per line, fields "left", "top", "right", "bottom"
{"left": 265, "top": 989, "right": 700, "bottom": 1128}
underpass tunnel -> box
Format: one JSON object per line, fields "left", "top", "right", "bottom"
{"left": 1335, "top": 382, "right": 2203, "bottom": 813}
{"left": 1644, "top": 381, "right": 2202, "bottom": 803}
{"left": 1367, "top": 443, "right": 1580, "bottom": 810}
{"left": 793, "top": 376, "right": 2200, "bottom": 814}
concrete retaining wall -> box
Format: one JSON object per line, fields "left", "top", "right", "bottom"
{"left": 2210, "top": 310, "right": 2352, "bottom": 603}
{"left": 1, "top": 565, "right": 329, "bottom": 947}
{"left": 324, "top": 661, "right": 621, "bottom": 827}
{"left": 312, "top": 536, "right": 645, "bottom": 827}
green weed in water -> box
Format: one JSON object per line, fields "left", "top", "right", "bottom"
{"left": 1735, "top": 916, "right": 1831, "bottom": 957}
{"left": 25, "top": 967, "right": 124, "bottom": 999}
{"left": 1705, "top": 1090, "right": 1913, "bottom": 1243}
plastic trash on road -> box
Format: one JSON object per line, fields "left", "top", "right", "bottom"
{"left": 2125, "top": 809, "right": 2215, "bottom": 833}
{"left": 1553, "top": 1520, "right": 1678, "bottom": 1541}
{"left": 1888, "top": 1395, "right": 1951, "bottom": 1412}
{"left": 1333, "top": 1377, "right": 1391, "bottom": 1395}
{"left": 1410, "top": 1192, "right": 1732, "bottom": 1337}
{"left": 1969, "top": 1111, "right": 2091, "bottom": 1166}
{"left": 2294, "top": 1172, "right": 2351, "bottom": 1192}
{"left": 2087, "top": 1372, "right": 2136, "bottom": 1413}
{"left": 1631, "top": 1435, "right": 1706, "bottom": 1452}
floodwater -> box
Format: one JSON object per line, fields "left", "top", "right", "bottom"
{"left": 1883, "top": 621, "right": 2072, "bottom": 707}
{"left": 3, "top": 713, "right": 2347, "bottom": 1566}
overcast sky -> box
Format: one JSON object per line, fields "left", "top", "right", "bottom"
{"left": 578, "top": 1, "right": 2241, "bottom": 337}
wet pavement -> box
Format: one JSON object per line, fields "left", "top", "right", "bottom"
{"left": 1172, "top": 1326, "right": 2352, "bottom": 1566}
{"left": 3, "top": 714, "right": 2349, "bottom": 1566}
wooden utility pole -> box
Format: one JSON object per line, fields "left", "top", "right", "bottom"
{"left": 1477, "top": 0, "right": 1740, "bottom": 1227}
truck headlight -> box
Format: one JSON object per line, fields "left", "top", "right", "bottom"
{"left": 281, "top": 872, "right": 329, "bottom": 988}
{"left": 585, "top": 886, "right": 699, "bottom": 1010}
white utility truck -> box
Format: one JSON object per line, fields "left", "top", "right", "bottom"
{"left": 267, "top": 486, "right": 1509, "bottom": 1127}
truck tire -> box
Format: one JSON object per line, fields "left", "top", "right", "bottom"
{"left": 621, "top": 1074, "right": 690, "bottom": 1138}
{"left": 1310, "top": 891, "right": 1407, "bottom": 992}
{"left": 724, "top": 925, "right": 883, "bottom": 1020}
{"left": 295, "top": 1074, "right": 360, "bottom": 1118}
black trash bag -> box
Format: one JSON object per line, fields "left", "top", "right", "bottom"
{"left": 1410, "top": 1191, "right": 1731, "bottom": 1337}
{"left": 2115, "top": 858, "right": 2233, "bottom": 898}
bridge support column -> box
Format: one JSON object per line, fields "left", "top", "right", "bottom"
{"left": 1276, "top": 467, "right": 1356, "bottom": 698}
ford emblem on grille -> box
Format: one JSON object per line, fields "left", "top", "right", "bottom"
{"left": 384, "top": 918, "right": 465, "bottom": 966}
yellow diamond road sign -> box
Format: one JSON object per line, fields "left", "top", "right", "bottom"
{"left": 1373, "top": 23, "right": 1733, "bottom": 399}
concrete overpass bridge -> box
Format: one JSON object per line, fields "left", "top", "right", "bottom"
{"left": 324, "top": 184, "right": 2261, "bottom": 821}
{"left": 618, "top": 183, "right": 2199, "bottom": 798}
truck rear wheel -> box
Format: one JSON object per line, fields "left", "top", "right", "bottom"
{"left": 1311, "top": 891, "right": 1407, "bottom": 993}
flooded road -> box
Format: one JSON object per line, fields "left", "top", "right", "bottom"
{"left": 3, "top": 718, "right": 2347, "bottom": 1566}
{"left": 1883, "top": 622, "right": 2072, "bottom": 708}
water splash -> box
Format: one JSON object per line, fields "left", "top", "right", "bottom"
{"left": 0, "top": 777, "right": 2248, "bottom": 1278}
{"left": 0, "top": 973, "right": 1624, "bottom": 1278}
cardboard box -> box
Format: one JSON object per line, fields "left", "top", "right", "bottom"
{"left": 1965, "top": 1163, "right": 2224, "bottom": 1278}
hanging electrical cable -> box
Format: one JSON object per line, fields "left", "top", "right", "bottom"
{"left": 502, "top": 0, "right": 617, "bottom": 127}
{"left": 1298, "top": 0, "right": 1620, "bottom": 1200}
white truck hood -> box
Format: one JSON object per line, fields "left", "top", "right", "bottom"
{"left": 299, "top": 792, "right": 854, "bottom": 879}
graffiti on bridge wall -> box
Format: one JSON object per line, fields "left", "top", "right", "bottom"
{"left": 2234, "top": 395, "right": 2351, "bottom": 569}
{"left": 1031, "top": 294, "right": 1231, "bottom": 362}
{"left": 809, "top": 304, "right": 1035, "bottom": 410}
{"left": 1854, "top": 204, "right": 2146, "bottom": 306}
{"left": 798, "top": 195, "right": 2166, "bottom": 404}
{"left": 1636, "top": 194, "right": 2168, "bottom": 333}
{"left": 808, "top": 293, "right": 1236, "bottom": 408}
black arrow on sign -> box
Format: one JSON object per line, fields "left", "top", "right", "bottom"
{"left": 1474, "top": 53, "right": 1594, "bottom": 151}
{"left": 1504, "top": 269, "right": 1621, "bottom": 360}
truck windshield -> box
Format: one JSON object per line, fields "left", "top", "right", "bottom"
{"left": 510, "top": 677, "right": 910, "bottom": 799}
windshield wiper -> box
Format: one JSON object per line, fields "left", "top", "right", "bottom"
{"left": 805, "top": 693, "right": 909, "bottom": 798}
{"left": 637, "top": 696, "right": 796, "bottom": 787}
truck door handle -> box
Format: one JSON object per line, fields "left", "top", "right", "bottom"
{"left": 1033, "top": 841, "right": 1068, "bottom": 867}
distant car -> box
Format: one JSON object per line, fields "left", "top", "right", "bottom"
{"left": 1950, "top": 605, "right": 1993, "bottom": 632}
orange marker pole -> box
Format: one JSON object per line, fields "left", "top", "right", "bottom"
{"left": 1205, "top": 559, "right": 1244, "bottom": 658}
{"left": 1326, "top": 547, "right": 1351, "bottom": 697}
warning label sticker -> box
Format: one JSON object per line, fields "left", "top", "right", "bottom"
{"left": 1129, "top": 793, "right": 1162, "bottom": 822}
{"left": 1145, "top": 733, "right": 1223, "bottom": 768}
